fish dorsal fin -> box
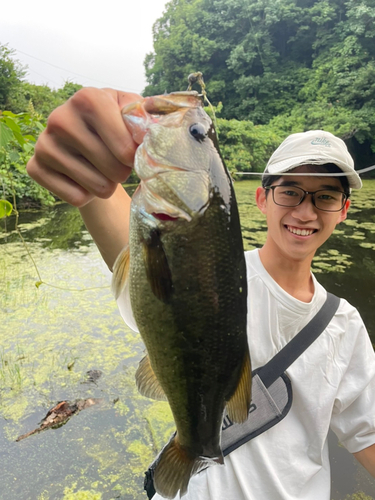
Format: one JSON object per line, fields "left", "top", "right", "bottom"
{"left": 226, "top": 349, "right": 252, "bottom": 423}
{"left": 135, "top": 354, "right": 167, "bottom": 401}
{"left": 111, "top": 246, "right": 130, "bottom": 299}
{"left": 143, "top": 230, "right": 173, "bottom": 303}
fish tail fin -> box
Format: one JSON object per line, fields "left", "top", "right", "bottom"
{"left": 153, "top": 434, "right": 223, "bottom": 499}
{"left": 111, "top": 246, "right": 130, "bottom": 299}
{"left": 226, "top": 348, "right": 252, "bottom": 423}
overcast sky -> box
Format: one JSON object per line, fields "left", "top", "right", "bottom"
{"left": 1, "top": 0, "right": 170, "bottom": 94}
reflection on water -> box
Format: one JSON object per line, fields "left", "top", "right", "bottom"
{"left": 0, "top": 181, "right": 374, "bottom": 499}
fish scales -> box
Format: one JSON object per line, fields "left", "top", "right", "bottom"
{"left": 130, "top": 191, "right": 247, "bottom": 439}
{"left": 113, "top": 91, "right": 251, "bottom": 499}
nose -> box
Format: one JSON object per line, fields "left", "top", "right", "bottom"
{"left": 291, "top": 194, "right": 318, "bottom": 221}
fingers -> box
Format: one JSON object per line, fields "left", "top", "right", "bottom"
{"left": 66, "top": 88, "right": 141, "bottom": 172}
{"left": 26, "top": 157, "right": 96, "bottom": 207}
{"left": 27, "top": 87, "right": 142, "bottom": 207}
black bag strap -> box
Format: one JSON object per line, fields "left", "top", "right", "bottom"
{"left": 257, "top": 292, "right": 340, "bottom": 388}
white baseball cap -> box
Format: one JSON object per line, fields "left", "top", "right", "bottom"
{"left": 265, "top": 130, "right": 362, "bottom": 189}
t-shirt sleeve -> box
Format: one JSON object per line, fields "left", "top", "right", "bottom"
{"left": 330, "top": 304, "right": 375, "bottom": 453}
{"left": 116, "top": 280, "right": 139, "bottom": 333}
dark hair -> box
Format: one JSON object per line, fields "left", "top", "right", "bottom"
{"left": 262, "top": 163, "right": 350, "bottom": 196}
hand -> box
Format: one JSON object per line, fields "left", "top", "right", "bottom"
{"left": 27, "top": 88, "right": 141, "bottom": 207}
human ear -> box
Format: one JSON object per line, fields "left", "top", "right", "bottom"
{"left": 336, "top": 199, "right": 351, "bottom": 224}
{"left": 256, "top": 186, "right": 267, "bottom": 214}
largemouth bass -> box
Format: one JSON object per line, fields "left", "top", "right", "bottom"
{"left": 112, "top": 91, "right": 251, "bottom": 499}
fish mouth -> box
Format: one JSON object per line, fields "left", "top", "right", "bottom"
{"left": 285, "top": 225, "right": 318, "bottom": 237}
{"left": 151, "top": 212, "right": 180, "bottom": 222}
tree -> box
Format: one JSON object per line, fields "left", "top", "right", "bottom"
{"left": 0, "top": 43, "right": 26, "bottom": 110}
{"left": 7, "top": 80, "right": 83, "bottom": 118}
{"left": 143, "top": 0, "right": 375, "bottom": 153}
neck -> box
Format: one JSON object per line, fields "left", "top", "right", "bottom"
{"left": 258, "top": 243, "right": 315, "bottom": 303}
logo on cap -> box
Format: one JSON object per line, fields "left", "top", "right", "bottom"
{"left": 311, "top": 137, "right": 331, "bottom": 147}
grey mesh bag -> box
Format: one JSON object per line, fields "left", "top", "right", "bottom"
{"left": 144, "top": 292, "right": 340, "bottom": 499}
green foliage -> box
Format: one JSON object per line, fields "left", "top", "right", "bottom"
{"left": 0, "top": 105, "right": 55, "bottom": 208}
{"left": 343, "top": 492, "right": 374, "bottom": 500}
{"left": 144, "top": 0, "right": 375, "bottom": 151}
{"left": 0, "top": 199, "right": 12, "bottom": 217}
{"left": 0, "top": 42, "right": 82, "bottom": 119}
{"left": 0, "top": 45, "right": 83, "bottom": 207}
{"left": 7, "top": 80, "right": 83, "bottom": 118}
{"left": 268, "top": 102, "right": 370, "bottom": 140}
{"left": 216, "top": 118, "right": 282, "bottom": 174}
{"left": 0, "top": 43, "right": 26, "bottom": 110}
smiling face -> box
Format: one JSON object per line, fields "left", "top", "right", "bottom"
{"left": 256, "top": 166, "right": 351, "bottom": 266}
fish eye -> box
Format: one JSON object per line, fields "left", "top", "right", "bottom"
{"left": 189, "top": 123, "right": 207, "bottom": 142}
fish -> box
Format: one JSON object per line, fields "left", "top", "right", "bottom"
{"left": 112, "top": 91, "right": 251, "bottom": 499}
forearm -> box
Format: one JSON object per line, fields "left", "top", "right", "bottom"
{"left": 353, "top": 443, "right": 375, "bottom": 477}
{"left": 79, "top": 184, "right": 131, "bottom": 270}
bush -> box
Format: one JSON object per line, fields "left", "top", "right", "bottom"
{"left": 0, "top": 104, "right": 55, "bottom": 209}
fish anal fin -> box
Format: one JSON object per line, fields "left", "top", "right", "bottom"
{"left": 153, "top": 434, "right": 223, "bottom": 499}
{"left": 143, "top": 229, "right": 173, "bottom": 303}
{"left": 226, "top": 349, "right": 252, "bottom": 423}
{"left": 135, "top": 354, "right": 167, "bottom": 401}
{"left": 111, "top": 246, "right": 130, "bottom": 299}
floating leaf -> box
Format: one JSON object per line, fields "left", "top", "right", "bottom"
{"left": 35, "top": 281, "right": 43, "bottom": 288}
{"left": 0, "top": 199, "right": 13, "bottom": 218}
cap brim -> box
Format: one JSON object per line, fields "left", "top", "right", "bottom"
{"left": 265, "top": 157, "right": 362, "bottom": 189}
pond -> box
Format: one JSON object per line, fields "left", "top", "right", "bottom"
{"left": 0, "top": 180, "right": 374, "bottom": 500}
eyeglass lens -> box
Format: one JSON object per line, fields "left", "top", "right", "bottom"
{"left": 273, "top": 186, "right": 345, "bottom": 211}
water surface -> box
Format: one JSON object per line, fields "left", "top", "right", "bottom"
{"left": 0, "top": 180, "right": 374, "bottom": 500}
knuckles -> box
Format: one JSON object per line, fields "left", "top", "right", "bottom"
{"left": 91, "top": 179, "right": 118, "bottom": 199}
{"left": 113, "top": 144, "right": 136, "bottom": 173}
{"left": 44, "top": 87, "right": 101, "bottom": 137}
{"left": 25, "top": 155, "right": 39, "bottom": 180}
{"left": 66, "top": 190, "right": 95, "bottom": 208}
{"left": 45, "top": 104, "right": 73, "bottom": 138}
{"left": 69, "top": 87, "right": 102, "bottom": 115}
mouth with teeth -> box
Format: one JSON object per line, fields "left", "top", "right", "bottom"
{"left": 285, "top": 225, "right": 317, "bottom": 237}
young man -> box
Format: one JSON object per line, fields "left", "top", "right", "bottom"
{"left": 27, "top": 88, "right": 375, "bottom": 499}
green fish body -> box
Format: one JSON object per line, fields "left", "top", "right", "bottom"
{"left": 113, "top": 92, "right": 251, "bottom": 499}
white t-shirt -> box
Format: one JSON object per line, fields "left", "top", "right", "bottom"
{"left": 118, "top": 248, "right": 375, "bottom": 500}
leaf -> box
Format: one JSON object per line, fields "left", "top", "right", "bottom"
{"left": 23, "top": 143, "right": 34, "bottom": 153}
{"left": 0, "top": 199, "right": 13, "bottom": 218}
{"left": 9, "top": 151, "right": 19, "bottom": 162}
{"left": 3, "top": 116, "right": 21, "bottom": 135}
{"left": 23, "top": 134, "right": 36, "bottom": 142}
{"left": 12, "top": 130, "right": 25, "bottom": 147}
{"left": 2, "top": 110, "right": 16, "bottom": 117}
{"left": 35, "top": 281, "right": 43, "bottom": 288}
{"left": 0, "top": 122, "right": 13, "bottom": 148}
{"left": 36, "top": 122, "right": 45, "bottom": 132}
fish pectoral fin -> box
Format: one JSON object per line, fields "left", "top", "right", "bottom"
{"left": 135, "top": 354, "right": 167, "bottom": 401}
{"left": 111, "top": 246, "right": 130, "bottom": 299}
{"left": 226, "top": 349, "right": 252, "bottom": 424}
{"left": 143, "top": 230, "right": 173, "bottom": 303}
{"left": 153, "top": 434, "right": 223, "bottom": 499}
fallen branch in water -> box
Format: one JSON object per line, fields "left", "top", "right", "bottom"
{"left": 16, "top": 398, "right": 102, "bottom": 442}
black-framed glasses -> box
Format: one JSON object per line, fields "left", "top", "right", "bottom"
{"left": 264, "top": 185, "right": 348, "bottom": 212}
